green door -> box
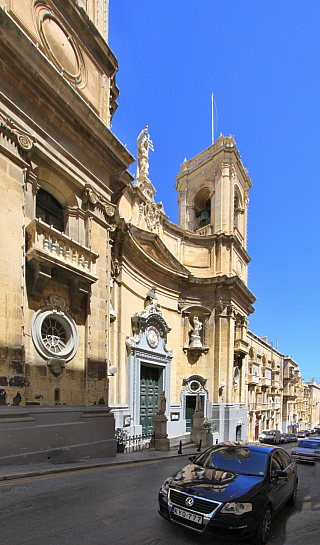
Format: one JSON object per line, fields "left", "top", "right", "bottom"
{"left": 140, "top": 365, "right": 160, "bottom": 434}
{"left": 186, "top": 396, "right": 196, "bottom": 432}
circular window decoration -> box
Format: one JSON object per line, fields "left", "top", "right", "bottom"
{"left": 147, "top": 326, "right": 160, "bottom": 348}
{"left": 34, "top": 3, "right": 86, "bottom": 88}
{"left": 190, "top": 380, "right": 201, "bottom": 392}
{"left": 32, "top": 307, "right": 79, "bottom": 362}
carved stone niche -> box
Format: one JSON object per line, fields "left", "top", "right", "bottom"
{"left": 182, "top": 306, "right": 211, "bottom": 355}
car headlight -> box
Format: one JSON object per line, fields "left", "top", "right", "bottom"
{"left": 221, "top": 502, "right": 252, "bottom": 515}
{"left": 159, "top": 479, "right": 171, "bottom": 499}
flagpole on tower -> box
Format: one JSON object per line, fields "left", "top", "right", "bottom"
{"left": 211, "top": 93, "right": 214, "bottom": 145}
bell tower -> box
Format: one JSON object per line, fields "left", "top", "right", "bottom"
{"left": 175, "top": 135, "right": 252, "bottom": 285}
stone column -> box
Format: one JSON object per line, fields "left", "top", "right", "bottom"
{"left": 154, "top": 390, "right": 170, "bottom": 450}
{"left": 190, "top": 394, "right": 207, "bottom": 446}
{"left": 153, "top": 414, "right": 170, "bottom": 451}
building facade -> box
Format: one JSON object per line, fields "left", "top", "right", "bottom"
{"left": 0, "top": 0, "right": 134, "bottom": 465}
{"left": 110, "top": 131, "right": 255, "bottom": 443}
{"left": 246, "top": 333, "right": 282, "bottom": 440}
{"left": 1, "top": 2, "right": 318, "bottom": 466}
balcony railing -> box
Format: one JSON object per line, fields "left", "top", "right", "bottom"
{"left": 26, "top": 218, "right": 99, "bottom": 310}
{"left": 195, "top": 224, "right": 214, "bottom": 236}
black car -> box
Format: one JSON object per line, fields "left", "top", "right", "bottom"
{"left": 159, "top": 442, "right": 298, "bottom": 545}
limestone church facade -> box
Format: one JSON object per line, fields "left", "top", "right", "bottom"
{"left": 111, "top": 130, "right": 256, "bottom": 443}
{"left": 0, "top": 1, "right": 286, "bottom": 465}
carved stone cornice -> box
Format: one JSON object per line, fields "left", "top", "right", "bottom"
{"left": 0, "top": 113, "right": 35, "bottom": 156}
{"left": 83, "top": 184, "right": 115, "bottom": 220}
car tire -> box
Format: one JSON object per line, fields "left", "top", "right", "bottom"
{"left": 287, "top": 480, "right": 298, "bottom": 506}
{"left": 253, "top": 505, "right": 272, "bottom": 545}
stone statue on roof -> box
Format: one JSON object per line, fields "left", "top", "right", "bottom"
{"left": 136, "top": 124, "right": 154, "bottom": 183}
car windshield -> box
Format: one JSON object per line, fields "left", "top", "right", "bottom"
{"left": 262, "top": 431, "right": 274, "bottom": 436}
{"left": 195, "top": 446, "right": 267, "bottom": 476}
{"left": 298, "top": 440, "right": 320, "bottom": 449}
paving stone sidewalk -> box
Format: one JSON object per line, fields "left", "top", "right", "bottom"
{"left": 0, "top": 445, "right": 199, "bottom": 482}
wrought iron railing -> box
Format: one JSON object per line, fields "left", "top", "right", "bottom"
{"left": 116, "top": 432, "right": 155, "bottom": 453}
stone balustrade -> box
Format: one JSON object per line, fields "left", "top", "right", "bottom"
{"left": 26, "top": 218, "right": 98, "bottom": 276}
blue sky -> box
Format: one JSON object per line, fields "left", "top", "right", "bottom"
{"left": 109, "top": 1, "right": 320, "bottom": 382}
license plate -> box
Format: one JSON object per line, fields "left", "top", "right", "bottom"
{"left": 172, "top": 506, "right": 202, "bottom": 524}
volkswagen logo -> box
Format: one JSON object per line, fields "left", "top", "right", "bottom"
{"left": 185, "top": 496, "right": 194, "bottom": 507}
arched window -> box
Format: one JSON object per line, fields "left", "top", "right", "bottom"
{"left": 234, "top": 186, "right": 243, "bottom": 233}
{"left": 36, "top": 188, "right": 64, "bottom": 232}
{"left": 194, "top": 188, "right": 211, "bottom": 229}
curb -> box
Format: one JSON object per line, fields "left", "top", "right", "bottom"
{"left": 0, "top": 450, "right": 198, "bottom": 482}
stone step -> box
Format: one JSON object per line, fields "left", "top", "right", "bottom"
{"left": 169, "top": 434, "right": 198, "bottom": 450}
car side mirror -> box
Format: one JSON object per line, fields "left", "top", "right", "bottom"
{"left": 272, "top": 469, "right": 286, "bottom": 479}
{"left": 189, "top": 455, "right": 197, "bottom": 463}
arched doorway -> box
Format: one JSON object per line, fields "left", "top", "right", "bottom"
{"left": 182, "top": 375, "right": 208, "bottom": 432}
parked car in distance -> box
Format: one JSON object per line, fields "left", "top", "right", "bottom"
{"left": 304, "top": 437, "right": 320, "bottom": 445}
{"left": 280, "top": 433, "right": 290, "bottom": 443}
{"left": 289, "top": 433, "right": 297, "bottom": 442}
{"left": 291, "top": 439, "right": 320, "bottom": 464}
{"left": 297, "top": 431, "right": 307, "bottom": 438}
{"left": 159, "top": 442, "right": 298, "bottom": 545}
{"left": 259, "top": 429, "right": 281, "bottom": 445}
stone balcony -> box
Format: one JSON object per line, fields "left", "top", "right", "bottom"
{"left": 234, "top": 338, "right": 249, "bottom": 357}
{"left": 26, "top": 219, "right": 99, "bottom": 311}
{"left": 247, "top": 374, "right": 260, "bottom": 385}
{"left": 195, "top": 224, "right": 214, "bottom": 236}
{"left": 284, "top": 369, "right": 298, "bottom": 381}
{"left": 261, "top": 377, "right": 272, "bottom": 387}
{"left": 283, "top": 386, "right": 296, "bottom": 398}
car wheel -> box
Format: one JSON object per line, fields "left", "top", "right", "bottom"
{"left": 287, "top": 480, "right": 298, "bottom": 506}
{"left": 253, "top": 505, "right": 272, "bottom": 545}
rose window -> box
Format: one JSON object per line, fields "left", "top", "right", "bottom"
{"left": 41, "top": 317, "right": 68, "bottom": 353}
{"left": 32, "top": 305, "right": 79, "bottom": 362}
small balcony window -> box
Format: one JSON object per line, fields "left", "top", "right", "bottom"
{"left": 36, "top": 188, "right": 64, "bottom": 232}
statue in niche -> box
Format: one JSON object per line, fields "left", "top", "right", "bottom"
{"left": 233, "top": 366, "right": 240, "bottom": 390}
{"left": 190, "top": 315, "right": 203, "bottom": 348}
{"left": 195, "top": 393, "right": 204, "bottom": 416}
{"left": 157, "top": 391, "right": 166, "bottom": 415}
{"left": 136, "top": 125, "right": 154, "bottom": 182}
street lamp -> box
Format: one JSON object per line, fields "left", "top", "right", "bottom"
{"left": 109, "top": 363, "right": 117, "bottom": 376}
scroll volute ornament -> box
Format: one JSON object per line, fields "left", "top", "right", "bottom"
{"left": 83, "top": 185, "right": 115, "bottom": 219}
{"left": 0, "top": 113, "right": 35, "bottom": 155}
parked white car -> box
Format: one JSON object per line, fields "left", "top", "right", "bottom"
{"left": 259, "top": 430, "right": 281, "bottom": 445}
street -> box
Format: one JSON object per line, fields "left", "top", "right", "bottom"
{"left": 0, "top": 446, "right": 319, "bottom": 545}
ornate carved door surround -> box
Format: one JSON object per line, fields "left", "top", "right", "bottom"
{"left": 125, "top": 287, "right": 173, "bottom": 433}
